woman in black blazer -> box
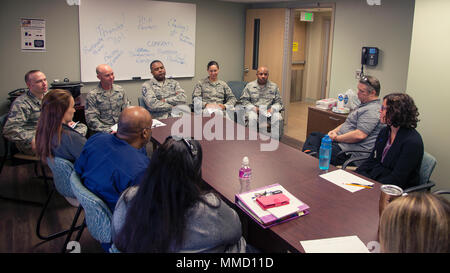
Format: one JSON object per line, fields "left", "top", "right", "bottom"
{"left": 356, "top": 93, "right": 423, "bottom": 190}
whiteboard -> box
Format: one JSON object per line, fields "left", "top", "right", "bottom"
{"left": 79, "top": 0, "right": 196, "bottom": 82}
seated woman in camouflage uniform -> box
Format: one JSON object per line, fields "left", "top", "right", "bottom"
{"left": 192, "top": 61, "right": 236, "bottom": 120}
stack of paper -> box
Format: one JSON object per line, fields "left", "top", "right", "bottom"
{"left": 300, "top": 235, "right": 370, "bottom": 253}
{"left": 235, "top": 184, "right": 309, "bottom": 229}
{"left": 151, "top": 119, "right": 166, "bottom": 128}
{"left": 319, "top": 169, "right": 374, "bottom": 193}
{"left": 110, "top": 119, "right": 166, "bottom": 132}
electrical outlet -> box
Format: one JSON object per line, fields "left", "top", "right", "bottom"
{"left": 355, "top": 69, "right": 362, "bottom": 79}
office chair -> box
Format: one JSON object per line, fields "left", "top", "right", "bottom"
{"left": 227, "top": 81, "right": 284, "bottom": 138}
{"left": 433, "top": 189, "right": 450, "bottom": 195}
{"left": 227, "top": 81, "right": 247, "bottom": 101}
{"left": 36, "top": 157, "right": 85, "bottom": 252}
{"left": 403, "top": 151, "right": 436, "bottom": 193}
{"left": 341, "top": 150, "right": 436, "bottom": 193}
{"left": 138, "top": 96, "right": 146, "bottom": 108}
{"left": 70, "top": 171, "right": 113, "bottom": 252}
{"left": 339, "top": 150, "right": 371, "bottom": 170}
{"left": 0, "top": 113, "right": 49, "bottom": 206}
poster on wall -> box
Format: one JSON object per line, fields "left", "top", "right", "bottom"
{"left": 21, "top": 18, "right": 46, "bottom": 51}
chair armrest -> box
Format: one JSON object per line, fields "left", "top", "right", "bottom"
{"left": 342, "top": 156, "right": 370, "bottom": 169}
{"left": 336, "top": 150, "right": 371, "bottom": 157}
{"left": 404, "top": 181, "right": 435, "bottom": 194}
{"left": 433, "top": 189, "right": 450, "bottom": 195}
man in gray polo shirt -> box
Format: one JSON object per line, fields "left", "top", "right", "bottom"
{"left": 303, "top": 75, "right": 384, "bottom": 166}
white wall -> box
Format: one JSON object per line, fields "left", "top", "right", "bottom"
{"left": 406, "top": 0, "right": 450, "bottom": 191}
{"left": 251, "top": 0, "right": 415, "bottom": 100}
{"left": 0, "top": 0, "right": 246, "bottom": 114}
{"left": 329, "top": 0, "right": 415, "bottom": 99}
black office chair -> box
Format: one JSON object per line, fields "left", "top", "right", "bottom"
{"left": 339, "top": 150, "right": 371, "bottom": 169}
{"left": 0, "top": 113, "right": 50, "bottom": 206}
{"left": 227, "top": 81, "right": 247, "bottom": 101}
{"left": 433, "top": 189, "right": 450, "bottom": 195}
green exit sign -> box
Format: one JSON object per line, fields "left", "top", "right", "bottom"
{"left": 300, "top": 11, "right": 314, "bottom": 22}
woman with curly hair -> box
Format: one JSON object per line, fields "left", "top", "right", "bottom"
{"left": 356, "top": 93, "right": 423, "bottom": 189}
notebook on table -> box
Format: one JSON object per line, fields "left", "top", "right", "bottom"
{"left": 235, "top": 183, "right": 310, "bottom": 229}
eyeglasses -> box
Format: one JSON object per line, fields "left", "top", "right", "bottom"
{"left": 360, "top": 75, "right": 376, "bottom": 92}
{"left": 252, "top": 190, "right": 283, "bottom": 199}
{"left": 381, "top": 105, "right": 387, "bottom": 111}
{"left": 167, "top": 136, "right": 198, "bottom": 157}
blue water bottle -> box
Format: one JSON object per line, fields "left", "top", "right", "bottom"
{"left": 319, "top": 135, "right": 332, "bottom": 170}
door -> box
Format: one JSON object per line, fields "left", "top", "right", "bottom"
{"left": 244, "top": 8, "right": 287, "bottom": 89}
{"left": 291, "top": 16, "right": 307, "bottom": 102}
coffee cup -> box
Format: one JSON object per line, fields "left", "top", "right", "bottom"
{"left": 379, "top": 184, "right": 404, "bottom": 216}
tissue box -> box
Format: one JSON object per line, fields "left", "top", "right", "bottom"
{"left": 316, "top": 98, "right": 337, "bottom": 110}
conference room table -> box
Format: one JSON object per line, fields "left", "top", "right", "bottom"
{"left": 150, "top": 113, "right": 381, "bottom": 253}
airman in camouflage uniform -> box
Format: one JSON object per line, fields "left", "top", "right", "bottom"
{"left": 3, "top": 70, "right": 48, "bottom": 155}
{"left": 192, "top": 61, "right": 236, "bottom": 119}
{"left": 3, "top": 70, "right": 86, "bottom": 155}
{"left": 85, "top": 64, "right": 128, "bottom": 133}
{"left": 142, "top": 60, "right": 187, "bottom": 119}
{"left": 240, "top": 67, "right": 284, "bottom": 138}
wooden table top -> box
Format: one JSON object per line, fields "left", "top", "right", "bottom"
{"left": 151, "top": 114, "right": 380, "bottom": 252}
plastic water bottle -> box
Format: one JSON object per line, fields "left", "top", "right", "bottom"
{"left": 239, "top": 156, "right": 252, "bottom": 193}
{"left": 319, "top": 135, "right": 332, "bottom": 170}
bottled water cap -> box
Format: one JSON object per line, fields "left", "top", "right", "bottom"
{"left": 242, "top": 156, "right": 249, "bottom": 165}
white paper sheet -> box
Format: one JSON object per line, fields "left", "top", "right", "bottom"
{"left": 319, "top": 169, "right": 374, "bottom": 193}
{"left": 110, "top": 119, "right": 166, "bottom": 132}
{"left": 204, "top": 108, "right": 222, "bottom": 115}
{"left": 300, "top": 235, "right": 370, "bottom": 253}
{"left": 151, "top": 119, "right": 166, "bottom": 128}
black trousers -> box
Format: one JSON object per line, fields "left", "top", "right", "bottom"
{"left": 302, "top": 132, "right": 351, "bottom": 166}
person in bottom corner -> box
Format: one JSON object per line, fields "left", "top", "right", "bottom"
{"left": 379, "top": 192, "right": 449, "bottom": 253}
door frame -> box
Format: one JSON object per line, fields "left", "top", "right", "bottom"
{"left": 283, "top": 4, "right": 335, "bottom": 126}
{"left": 244, "top": 3, "right": 335, "bottom": 129}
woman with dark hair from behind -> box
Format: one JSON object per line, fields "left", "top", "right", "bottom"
{"left": 112, "top": 136, "right": 247, "bottom": 253}
{"left": 379, "top": 192, "right": 450, "bottom": 253}
{"left": 356, "top": 93, "right": 423, "bottom": 189}
{"left": 35, "top": 89, "right": 87, "bottom": 163}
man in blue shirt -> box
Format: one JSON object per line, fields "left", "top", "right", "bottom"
{"left": 75, "top": 106, "right": 152, "bottom": 211}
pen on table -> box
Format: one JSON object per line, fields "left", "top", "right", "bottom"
{"left": 345, "top": 183, "right": 373, "bottom": 189}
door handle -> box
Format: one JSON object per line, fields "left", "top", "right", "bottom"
{"left": 329, "top": 117, "right": 340, "bottom": 121}
{"left": 244, "top": 67, "right": 249, "bottom": 73}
